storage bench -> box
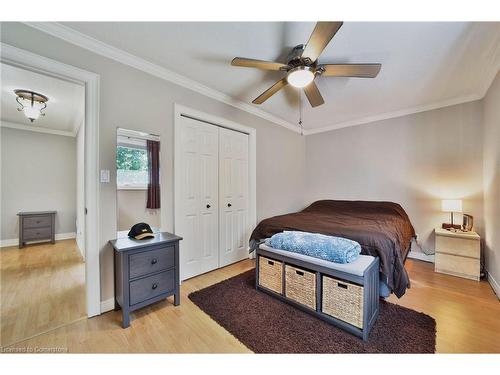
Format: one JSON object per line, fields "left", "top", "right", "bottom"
{"left": 256, "top": 244, "right": 379, "bottom": 341}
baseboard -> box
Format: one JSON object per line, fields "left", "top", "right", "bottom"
{"left": 0, "top": 232, "right": 76, "bottom": 248}
{"left": 56, "top": 232, "right": 76, "bottom": 240}
{"left": 101, "top": 298, "right": 115, "bottom": 313}
{"left": 487, "top": 272, "right": 500, "bottom": 300}
{"left": 407, "top": 250, "right": 435, "bottom": 263}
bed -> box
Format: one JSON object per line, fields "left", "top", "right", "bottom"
{"left": 249, "top": 200, "right": 415, "bottom": 298}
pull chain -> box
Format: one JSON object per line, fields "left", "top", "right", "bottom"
{"left": 298, "top": 90, "right": 304, "bottom": 136}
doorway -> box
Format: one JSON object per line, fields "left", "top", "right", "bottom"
{"left": 0, "top": 62, "right": 86, "bottom": 346}
{"left": 0, "top": 43, "right": 101, "bottom": 334}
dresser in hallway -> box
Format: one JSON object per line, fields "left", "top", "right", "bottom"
{"left": 17, "top": 211, "right": 57, "bottom": 248}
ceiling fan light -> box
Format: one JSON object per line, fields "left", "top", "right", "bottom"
{"left": 287, "top": 67, "right": 315, "bottom": 88}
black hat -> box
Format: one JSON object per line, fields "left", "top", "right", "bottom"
{"left": 128, "top": 223, "right": 155, "bottom": 240}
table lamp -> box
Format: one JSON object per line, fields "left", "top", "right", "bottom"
{"left": 441, "top": 199, "right": 462, "bottom": 230}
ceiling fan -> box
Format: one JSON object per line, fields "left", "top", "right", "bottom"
{"left": 231, "top": 22, "right": 381, "bottom": 108}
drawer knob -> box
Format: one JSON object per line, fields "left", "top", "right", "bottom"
{"left": 152, "top": 283, "right": 158, "bottom": 290}
{"left": 151, "top": 258, "right": 158, "bottom": 265}
{"left": 227, "top": 203, "right": 232, "bottom": 207}
{"left": 206, "top": 204, "right": 211, "bottom": 209}
{"left": 36, "top": 221, "right": 41, "bottom": 224}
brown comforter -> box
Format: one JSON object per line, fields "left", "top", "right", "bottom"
{"left": 250, "top": 200, "right": 415, "bottom": 298}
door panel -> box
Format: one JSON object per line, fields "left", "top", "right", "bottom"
{"left": 177, "top": 116, "right": 219, "bottom": 280}
{"left": 219, "top": 127, "right": 249, "bottom": 267}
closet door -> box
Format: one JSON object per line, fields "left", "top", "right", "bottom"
{"left": 219, "top": 127, "right": 249, "bottom": 267}
{"left": 177, "top": 116, "right": 219, "bottom": 280}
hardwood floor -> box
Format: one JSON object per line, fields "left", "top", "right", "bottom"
{"left": 0, "top": 240, "right": 86, "bottom": 347}
{"left": 1, "top": 257, "right": 498, "bottom": 353}
{"left": 387, "top": 260, "right": 500, "bottom": 353}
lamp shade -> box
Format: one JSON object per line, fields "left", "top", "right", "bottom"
{"left": 441, "top": 199, "right": 463, "bottom": 213}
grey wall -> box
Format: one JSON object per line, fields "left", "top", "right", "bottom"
{"left": 0, "top": 23, "right": 306, "bottom": 303}
{"left": 117, "top": 189, "right": 161, "bottom": 231}
{"left": 483, "top": 71, "right": 500, "bottom": 290}
{"left": 1, "top": 127, "right": 77, "bottom": 240}
{"left": 305, "top": 101, "right": 485, "bottom": 254}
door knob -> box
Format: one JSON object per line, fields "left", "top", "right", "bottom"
{"left": 227, "top": 203, "right": 232, "bottom": 207}
{"left": 206, "top": 204, "right": 211, "bottom": 209}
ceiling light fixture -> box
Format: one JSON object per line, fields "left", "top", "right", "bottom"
{"left": 286, "top": 66, "right": 315, "bottom": 88}
{"left": 14, "top": 89, "right": 49, "bottom": 122}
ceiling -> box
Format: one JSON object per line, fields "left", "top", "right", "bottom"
{"left": 1, "top": 62, "right": 84, "bottom": 135}
{"left": 39, "top": 22, "right": 500, "bottom": 133}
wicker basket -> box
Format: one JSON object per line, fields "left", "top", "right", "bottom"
{"left": 285, "top": 265, "right": 316, "bottom": 310}
{"left": 322, "top": 275, "right": 364, "bottom": 328}
{"left": 258, "top": 256, "right": 283, "bottom": 294}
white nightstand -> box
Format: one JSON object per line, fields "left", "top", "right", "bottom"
{"left": 434, "top": 227, "right": 480, "bottom": 281}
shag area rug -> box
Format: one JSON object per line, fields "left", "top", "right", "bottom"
{"left": 189, "top": 269, "right": 436, "bottom": 353}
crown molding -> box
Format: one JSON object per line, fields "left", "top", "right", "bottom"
{"left": 0, "top": 120, "right": 76, "bottom": 137}
{"left": 303, "top": 93, "right": 483, "bottom": 135}
{"left": 24, "top": 22, "right": 301, "bottom": 134}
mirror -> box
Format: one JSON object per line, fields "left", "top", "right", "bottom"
{"left": 116, "top": 128, "right": 161, "bottom": 238}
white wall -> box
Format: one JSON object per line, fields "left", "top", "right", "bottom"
{"left": 117, "top": 189, "right": 161, "bottom": 231}
{"left": 76, "top": 120, "right": 85, "bottom": 258}
{"left": 305, "top": 101, "right": 484, "bottom": 254}
{"left": 1, "top": 126, "right": 77, "bottom": 241}
{"left": 483, "top": 71, "right": 500, "bottom": 295}
{"left": 0, "top": 23, "right": 306, "bottom": 303}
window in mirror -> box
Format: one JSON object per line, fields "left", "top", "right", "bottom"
{"left": 116, "top": 140, "right": 148, "bottom": 189}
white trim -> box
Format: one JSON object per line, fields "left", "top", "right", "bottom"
{"left": 25, "top": 22, "right": 300, "bottom": 134}
{"left": 0, "top": 120, "right": 76, "bottom": 137}
{"left": 100, "top": 298, "right": 115, "bottom": 313}
{"left": 304, "top": 93, "right": 483, "bottom": 135}
{"left": 173, "top": 103, "right": 257, "bottom": 259}
{"left": 1, "top": 42, "right": 102, "bottom": 318}
{"left": 116, "top": 186, "right": 148, "bottom": 191}
{"left": 487, "top": 272, "right": 500, "bottom": 300}
{"left": 407, "top": 250, "right": 435, "bottom": 263}
{"left": 0, "top": 239, "right": 18, "bottom": 248}
{"left": 117, "top": 128, "right": 160, "bottom": 142}
{"left": 0, "top": 232, "right": 76, "bottom": 248}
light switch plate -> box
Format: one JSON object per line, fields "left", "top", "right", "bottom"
{"left": 100, "top": 169, "right": 110, "bottom": 183}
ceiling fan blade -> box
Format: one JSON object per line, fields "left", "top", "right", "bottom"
{"left": 303, "top": 81, "right": 325, "bottom": 107}
{"left": 231, "top": 57, "right": 288, "bottom": 71}
{"left": 301, "top": 22, "right": 343, "bottom": 63}
{"left": 321, "top": 63, "right": 382, "bottom": 78}
{"left": 252, "top": 78, "right": 288, "bottom": 104}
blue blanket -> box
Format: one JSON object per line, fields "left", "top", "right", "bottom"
{"left": 265, "top": 231, "right": 361, "bottom": 264}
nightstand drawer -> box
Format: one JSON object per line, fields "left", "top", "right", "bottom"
{"left": 436, "top": 235, "right": 480, "bottom": 258}
{"left": 129, "top": 246, "right": 174, "bottom": 279}
{"left": 435, "top": 253, "right": 480, "bottom": 280}
{"left": 23, "top": 227, "right": 52, "bottom": 241}
{"left": 129, "top": 270, "right": 174, "bottom": 306}
{"left": 23, "top": 215, "right": 52, "bottom": 229}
